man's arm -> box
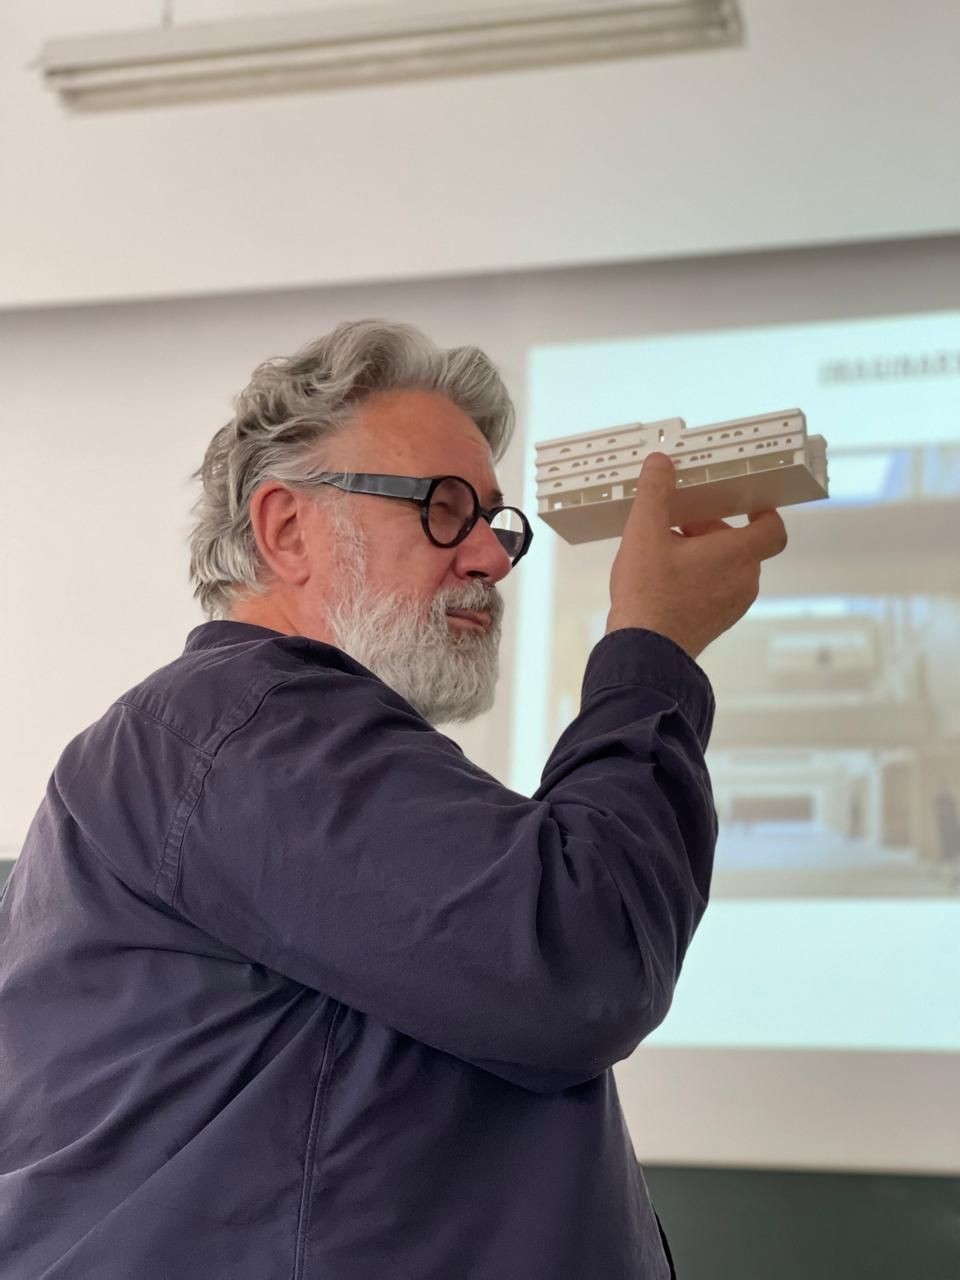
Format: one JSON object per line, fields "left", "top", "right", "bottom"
{"left": 172, "top": 627, "right": 716, "bottom": 1095}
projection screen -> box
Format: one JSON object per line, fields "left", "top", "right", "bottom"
{"left": 511, "top": 309, "right": 960, "bottom": 1173}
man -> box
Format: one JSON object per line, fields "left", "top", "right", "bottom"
{"left": 0, "top": 319, "right": 787, "bottom": 1278}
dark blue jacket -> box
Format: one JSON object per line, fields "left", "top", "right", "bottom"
{"left": 0, "top": 621, "right": 716, "bottom": 1278}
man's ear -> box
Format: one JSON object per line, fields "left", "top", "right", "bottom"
{"left": 248, "top": 483, "right": 311, "bottom": 587}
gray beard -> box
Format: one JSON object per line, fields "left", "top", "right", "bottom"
{"left": 325, "top": 508, "right": 503, "bottom": 725}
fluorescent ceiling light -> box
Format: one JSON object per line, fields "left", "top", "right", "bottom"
{"left": 39, "top": 0, "right": 744, "bottom": 111}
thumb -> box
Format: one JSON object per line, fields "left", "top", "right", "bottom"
{"left": 628, "top": 451, "right": 676, "bottom": 535}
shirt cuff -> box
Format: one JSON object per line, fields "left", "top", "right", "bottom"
{"left": 581, "top": 627, "right": 717, "bottom": 748}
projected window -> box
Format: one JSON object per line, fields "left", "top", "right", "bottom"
{"left": 513, "top": 310, "right": 960, "bottom": 1051}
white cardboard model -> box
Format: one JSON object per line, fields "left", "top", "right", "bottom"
{"left": 535, "top": 409, "right": 829, "bottom": 544}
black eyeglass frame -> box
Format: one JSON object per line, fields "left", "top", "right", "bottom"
{"left": 310, "top": 472, "right": 533, "bottom": 566}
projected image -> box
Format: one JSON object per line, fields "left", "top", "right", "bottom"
{"left": 519, "top": 313, "right": 960, "bottom": 902}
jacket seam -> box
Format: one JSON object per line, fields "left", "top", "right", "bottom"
{"left": 155, "top": 671, "right": 303, "bottom": 903}
{"left": 293, "top": 1001, "right": 346, "bottom": 1280}
{"left": 116, "top": 699, "right": 211, "bottom": 754}
{"left": 584, "top": 678, "right": 683, "bottom": 702}
{"left": 156, "top": 751, "right": 213, "bottom": 902}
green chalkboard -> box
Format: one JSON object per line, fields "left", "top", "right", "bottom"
{"left": 646, "top": 1165, "right": 960, "bottom": 1280}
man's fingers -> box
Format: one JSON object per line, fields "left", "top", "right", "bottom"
{"left": 625, "top": 458, "right": 787, "bottom": 563}
{"left": 680, "top": 518, "right": 733, "bottom": 537}
{"left": 741, "top": 508, "right": 789, "bottom": 561}
{"left": 626, "top": 452, "right": 677, "bottom": 537}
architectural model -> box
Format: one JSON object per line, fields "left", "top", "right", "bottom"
{"left": 536, "top": 409, "right": 829, "bottom": 543}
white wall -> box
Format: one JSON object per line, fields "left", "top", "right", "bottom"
{"left": 2, "top": 0, "right": 959, "bottom": 308}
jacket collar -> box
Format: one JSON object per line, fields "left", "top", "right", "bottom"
{"left": 184, "top": 620, "right": 286, "bottom": 652}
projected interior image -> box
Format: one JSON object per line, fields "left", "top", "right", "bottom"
{"left": 542, "top": 438, "right": 960, "bottom": 898}
{"left": 519, "top": 314, "right": 960, "bottom": 906}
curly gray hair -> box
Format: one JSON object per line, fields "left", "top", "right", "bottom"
{"left": 188, "top": 319, "right": 516, "bottom": 620}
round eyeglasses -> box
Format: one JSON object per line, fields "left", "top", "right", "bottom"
{"left": 311, "top": 472, "right": 533, "bottom": 567}
{"left": 421, "top": 476, "right": 530, "bottom": 562}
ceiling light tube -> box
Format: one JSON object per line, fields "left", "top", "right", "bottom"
{"left": 38, "top": 0, "right": 744, "bottom": 111}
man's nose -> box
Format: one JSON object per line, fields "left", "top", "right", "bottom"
{"left": 454, "top": 516, "right": 513, "bottom": 582}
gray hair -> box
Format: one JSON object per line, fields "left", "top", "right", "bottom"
{"left": 188, "top": 318, "right": 516, "bottom": 620}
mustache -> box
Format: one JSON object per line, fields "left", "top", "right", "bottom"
{"left": 432, "top": 584, "right": 503, "bottom": 619}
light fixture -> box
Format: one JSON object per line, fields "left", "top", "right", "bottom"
{"left": 38, "top": 0, "right": 744, "bottom": 111}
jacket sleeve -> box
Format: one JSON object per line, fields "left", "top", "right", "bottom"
{"left": 175, "top": 627, "right": 718, "bottom": 1094}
